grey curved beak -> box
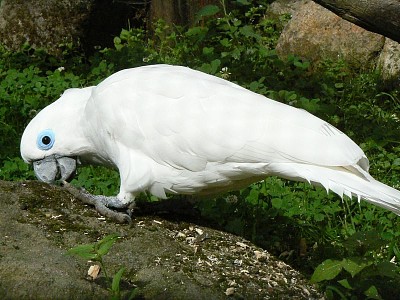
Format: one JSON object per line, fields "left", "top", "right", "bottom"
{"left": 33, "top": 155, "right": 77, "bottom": 183}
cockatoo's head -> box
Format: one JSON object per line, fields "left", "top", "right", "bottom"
{"left": 20, "top": 87, "right": 93, "bottom": 183}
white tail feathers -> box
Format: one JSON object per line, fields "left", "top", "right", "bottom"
{"left": 268, "top": 163, "right": 400, "bottom": 215}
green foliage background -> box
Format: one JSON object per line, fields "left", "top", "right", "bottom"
{"left": 1, "top": 1, "right": 400, "bottom": 298}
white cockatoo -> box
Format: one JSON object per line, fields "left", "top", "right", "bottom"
{"left": 20, "top": 64, "right": 400, "bottom": 221}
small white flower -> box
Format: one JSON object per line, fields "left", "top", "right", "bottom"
{"left": 220, "top": 66, "right": 231, "bottom": 79}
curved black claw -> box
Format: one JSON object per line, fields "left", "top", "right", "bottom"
{"left": 62, "top": 181, "right": 131, "bottom": 224}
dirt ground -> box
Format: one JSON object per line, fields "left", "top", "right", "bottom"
{"left": 0, "top": 180, "right": 324, "bottom": 299}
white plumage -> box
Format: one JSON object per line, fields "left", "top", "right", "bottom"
{"left": 20, "top": 64, "right": 400, "bottom": 215}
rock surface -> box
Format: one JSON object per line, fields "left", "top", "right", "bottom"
{"left": 0, "top": 180, "right": 324, "bottom": 299}
{"left": 272, "top": 0, "right": 400, "bottom": 84}
{"left": 275, "top": 1, "right": 385, "bottom": 69}
{"left": 0, "top": 0, "right": 91, "bottom": 54}
{"left": 377, "top": 38, "right": 400, "bottom": 87}
{"left": 0, "top": 0, "right": 140, "bottom": 55}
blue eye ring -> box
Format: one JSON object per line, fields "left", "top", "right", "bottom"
{"left": 37, "top": 129, "right": 55, "bottom": 150}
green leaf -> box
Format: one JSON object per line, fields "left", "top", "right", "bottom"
{"left": 293, "top": 59, "right": 310, "bottom": 69}
{"left": 343, "top": 230, "right": 386, "bottom": 254}
{"left": 220, "top": 38, "right": 231, "bottom": 47}
{"left": 239, "top": 25, "right": 260, "bottom": 39}
{"left": 364, "top": 285, "right": 381, "bottom": 300}
{"left": 393, "top": 158, "right": 400, "bottom": 166}
{"left": 231, "top": 47, "right": 242, "bottom": 60}
{"left": 310, "top": 259, "right": 343, "bottom": 283}
{"left": 342, "top": 257, "right": 371, "bottom": 277}
{"left": 198, "top": 59, "right": 221, "bottom": 75}
{"left": 334, "top": 82, "right": 344, "bottom": 89}
{"left": 314, "top": 213, "right": 325, "bottom": 222}
{"left": 120, "top": 29, "right": 131, "bottom": 40}
{"left": 245, "top": 188, "right": 260, "bottom": 205}
{"left": 371, "top": 261, "right": 400, "bottom": 279}
{"left": 326, "top": 285, "right": 348, "bottom": 299}
{"left": 113, "top": 37, "right": 122, "bottom": 51}
{"left": 112, "top": 267, "right": 125, "bottom": 294}
{"left": 195, "top": 5, "right": 220, "bottom": 23}
{"left": 338, "top": 279, "right": 352, "bottom": 289}
{"left": 271, "top": 198, "right": 282, "bottom": 209}
{"left": 185, "top": 26, "right": 207, "bottom": 37}
{"left": 67, "top": 244, "right": 98, "bottom": 260}
{"left": 97, "top": 234, "right": 120, "bottom": 256}
{"left": 202, "top": 47, "right": 214, "bottom": 55}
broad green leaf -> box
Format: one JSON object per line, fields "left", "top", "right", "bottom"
{"left": 271, "top": 198, "right": 282, "bottom": 209}
{"left": 343, "top": 230, "right": 385, "bottom": 254}
{"left": 199, "top": 59, "right": 220, "bottom": 75}
{"left": 371, "top": 261, "right": 400, "bottom": 279}
{"left": 342, "top": 257, "right": 371, "bottom": 277}
{"left": 338, "top": 279, "right": 352, "bottom": 289}
{"left": 310, "top": 259, "right": 343, "bottom": 283}
{"left": 364, "top": 285, "right": 381, "bottom": 300}
{"left": 245, "top": 188, "right": 260, "bottom": 205}
{"left": 210, "top": 59, "right": 221, "bottom": 74}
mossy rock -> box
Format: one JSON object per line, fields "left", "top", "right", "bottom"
{"left": 0, "top": 180, "right": 323, "bottom": 299}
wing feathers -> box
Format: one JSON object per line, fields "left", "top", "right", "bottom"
{"left": 85, "top": 65, "right": 400, "bottom": 214}
{"left": 267, "top": 162, "right": 400, "bottom": 215}
{"left": 91, "top": 65, "right": 365, "bottom": 171}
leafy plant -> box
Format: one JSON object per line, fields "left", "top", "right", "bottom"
{"left": 0, "top": 157, "right": 35, "bottom": 180}
{"left": 311, "top": 231, "right": 400, "bottom": 299}
{"left": 67, "top": 234, "right": 131, "bottom": 300}
{"left": 71, "top": 166, "right": 120, "bottom": 196}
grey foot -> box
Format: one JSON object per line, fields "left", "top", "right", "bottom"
{"left": 62, "top": 181, "right": 133, "bottom": 224}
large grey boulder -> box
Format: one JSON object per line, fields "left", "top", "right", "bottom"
{"left": 0, "top": 180, "right": 323, "bottom": 299}
{"left": 275, "top": 1, "right": 384, "bottom": 69}
{"left": 272, "top": 0, "right": 400, "bottom": 84}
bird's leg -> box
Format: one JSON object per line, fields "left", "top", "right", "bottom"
{"left": 62, "top": 181, "right": 133, "bottom": 223}
{"left": 89, "top": 194, "right": 135, "bottom": 209}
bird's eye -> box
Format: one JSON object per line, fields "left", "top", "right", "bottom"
{"left": 37, "top": 129, "right": 55, "bottom": 150}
